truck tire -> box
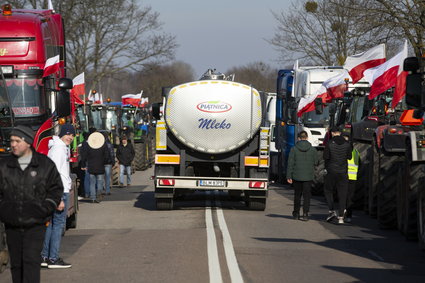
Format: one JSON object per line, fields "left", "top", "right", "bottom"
{"left": 312, "top": 150, "right": 325, "bottom": 196}
{"left": 134, "top": 142, "right": 146, "bottom": 171}
{"left": 352, "top": 142, "right": 370, "bottom": 209}
{"left": 156, "top": 198, "right": 174, "bottom": 210}
{"left": 377, "top": 150, "right": 403, "bottom": 229}
{"left": 368, "top": 139, "right": 379, "bottom": 217}
{"left": 247, "top": 199, "right": 266, "bottom": 211}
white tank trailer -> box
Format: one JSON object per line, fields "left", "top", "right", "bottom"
{"left": 153, "top": 69, "right": 270, "bottom": 210}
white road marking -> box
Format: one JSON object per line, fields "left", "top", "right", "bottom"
{"left": 206, "top": 196, "right": 223, "bottom": 283}
{"left": 216, "top": 207, "right": 244, "bottom": 283}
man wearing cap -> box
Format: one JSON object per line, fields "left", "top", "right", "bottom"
{"left": 41, "top": 124, "right": 75, "bottom": 269}
{"left": 0, "top": 125, "right": 63, "bottom": 283}
{"left": 323, "top": 126, "right": 352, "bottom": 224}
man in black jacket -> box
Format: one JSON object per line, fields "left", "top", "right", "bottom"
{"left": 116, "top": 135, "right": 135, "bottom": 187}
{"left": 0, "top": 125, "right": 63, "bottom": 283}
{"left": 323, "top": 126, "right": 352, "bottom": 224}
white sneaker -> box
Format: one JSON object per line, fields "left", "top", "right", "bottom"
{"left": 338, "top": 217, "right": 344, "bottom": 224}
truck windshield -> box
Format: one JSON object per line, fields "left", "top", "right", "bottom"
{"left": 302, "top": 107, "right": 330, "bottom": 127}
{"left": 0, "top": 78, "right": 45, "bottom": 117}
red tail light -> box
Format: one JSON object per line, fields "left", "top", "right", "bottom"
{"left": 158, "top": 179, "right": 175, "bottom": 186}
{"left": 249, "top": 181, "right": 265, "bottom": 188}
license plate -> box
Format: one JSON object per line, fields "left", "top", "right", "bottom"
{"left": 199, "top": 180, "right": 226, "bottom": 187}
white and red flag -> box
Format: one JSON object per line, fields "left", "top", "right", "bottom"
{"left": 297, "top": 70, "right": 350, "bottom": 117}
{"left": 88, "top": 90, "right": 103, "bottom": 104}
{"left": 122, "top": 91, "right": 143, "bottom": 106}
{"left": 70, "top": 72, "right": 85, "bottom": 104}
{"left": 42, "top": 55, "right": 60, "bottom": 77}
{"left": 140, "top": 97, "right": 149, "bottom": 107}
{"left": 364, "top": 41, "right": 408, "bottom": 107}
{"left": 344, "top": 44, "right": 386, "bottom": 84}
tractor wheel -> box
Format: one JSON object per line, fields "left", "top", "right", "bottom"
{"left": 312, "top": 150, "right": 325, "bottom": 196}
{"left": 134, "top": 142, "right": 146, "bottom": 171}
{"left": 112, "top": 161, "right": 120, "bottom": 186}
{"left": 400, "top": 144, "right": 424, "bottom": 240}
{"left": 351, "top": 142, "right": 370, "bottom": 209}
{"left": 418, "top": 183, "right": 425, "bottom": 250}
{"left": 377, "top": 150, "right": 403, "bottom": 229}
{"left": 368, "top": 139, "right": 379, "bottom": 217}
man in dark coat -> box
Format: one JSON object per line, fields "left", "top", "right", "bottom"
{"left": 323, "top": 126, "right": 352, "bottom": 224}
{"left": 80, "top": 132, "right": 109, "bottom": 203}
{"left": 286, "top": 131, "right": 318, "bottom": 221}
{"left": 0, "top": 125, "right": 63, "bottom": 283}
{"left": 116, "top": 135, "right": 135, "bottom": 187}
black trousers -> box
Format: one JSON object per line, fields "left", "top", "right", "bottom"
{"left": 5, "top": 224, "right": 46, "bottom": 283}
{"left": 293, "top": 180, "right": 312, "bottom": 214}
{"left": 324, "top": 172, "right": 348, "bottom": 217}
{"left": 346, "top": 180, "right": 357, "bottom": 217}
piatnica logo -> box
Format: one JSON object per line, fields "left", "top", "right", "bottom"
{"left": 197, "top": 101, "right": 232, "bottom": 113}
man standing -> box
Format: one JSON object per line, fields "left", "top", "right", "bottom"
{"left": 81, "top": 132, "right": 109, "bottom": 203}
{"left": 116, "top": 135, "right": 135, "bottom": 187}
{"left": 41, "top": 124, "right": 75, "bottom": 269}
{"left": 103, "top": 132, "right": 115, "bottom": 195}
{"left": 324, "top": 126, "right": 352, "bottom": 224}
{"left": 286, "top": 131, "right": 318, "bottom": 221}
{"left": 0, "top": 125, "right": 63, "bottom": 283}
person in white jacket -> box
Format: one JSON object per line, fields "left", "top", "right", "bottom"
{"left": 41, "top": 124, "right": 75, "bottom": 269}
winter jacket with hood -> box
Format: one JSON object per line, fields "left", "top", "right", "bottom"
{"left": 48, "top": 136, "right": 71, "bottom": 193}
{"left": 286, "top": 140, "right": 318, "bottom": 181}
{"left": 0, "top": 150, "right": 63, "bottom": 228}
{"left": 323, "top": 135, "right": 352, "bottom": 174}
{"left": 80, "top": 143, "right": 109, "bottom": 175}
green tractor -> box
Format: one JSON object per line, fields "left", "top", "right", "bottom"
{"left": 119, "top": 104, "right": 155, "bottom": 171}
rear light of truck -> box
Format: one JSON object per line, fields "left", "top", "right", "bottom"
{"left": 158, "top": 179, "right": 175, "bottom": 186}
{"left": 249, "top": 181, "right": 265, "bottom": 188}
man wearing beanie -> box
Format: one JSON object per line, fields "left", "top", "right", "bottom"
{"left": 41, "top": 123, "right": 75, "bottom": 269}
{"left": 0, "top": 125, "right": 63, "bottom": 283}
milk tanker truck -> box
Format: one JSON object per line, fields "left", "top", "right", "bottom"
{"left": 152, "top": 69, "right": 270, "bottom": 210}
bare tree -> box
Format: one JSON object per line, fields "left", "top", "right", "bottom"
{"left": 329, "top": 0, "right": 424, "bottom": 57}
{"left": 7, "top": 0, "right": 178, "bottom": 90}
{"left": 269, "top": 0, "right": 398, "bottom": 66}
{"left": 226, "top": 62, "right": 276, "bottom": 93}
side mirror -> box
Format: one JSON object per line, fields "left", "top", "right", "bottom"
{"left": 58, "top": 78, "right": 73, "bottom": 90}
{"left": 152, "top": 103, "right": 161, "bottom": 120}
{"left": 314, "top": 98, "right": 324, "bottom": 115}
{"left": 56, "top": 89, "right": 71, "bottom": 117}
{"left": 162, "top": 87, "right": 171, "bottom": 97}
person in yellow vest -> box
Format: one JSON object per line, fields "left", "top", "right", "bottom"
{"left": 343, "top": 133, "right": 359, "bottom": 223}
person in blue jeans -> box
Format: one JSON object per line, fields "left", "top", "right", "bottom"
{"left": 103, "top": 132, "right": 115, "bottom": 195}
{"left": 116, "top": 135, "right": 135, "bottom": 187}
{"left": 81, "top": 132, "right": 109, "bottom": 202}
{"left": 41, "top": 124, "right": 75, "bottom": 268}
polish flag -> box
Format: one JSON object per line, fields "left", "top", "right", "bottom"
{"left": 297, "top": 85, "right": 328, "bottom": 117}
{"left": 296, "top": 70, "right": 350, "bottom": 117}
{"left": 88, "top": 90, "right": 103, "bottom": 104}
{"left": 364, "top": 41, "right": 408, "bottom": 107}
{"left": 42, "top": 55, "right": 60, "bottom": 77}
{"left": 71, "top": 72, "right": 85, "bottom": 105}
{"left": 122, "top": 91, "right": 143, "bottom": 106}
{"left": 344, "top": 44, "right": 386, "bottom": 84}
{"left": 140, "top": 97, "right": 149, "bottom": 107}
{"left": 323, "top": 69, "right": 350, "bottom": 100}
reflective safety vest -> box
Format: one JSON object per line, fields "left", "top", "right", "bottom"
{"left": 348, "top": 149, "right": 359, "bottom": 180}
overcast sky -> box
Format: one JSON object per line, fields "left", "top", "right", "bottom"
{"left": 141, "top": 0, "right": 293, "bottom": 78}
